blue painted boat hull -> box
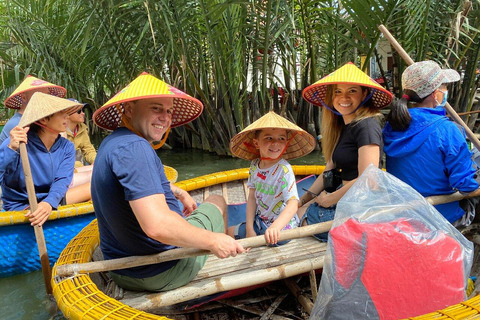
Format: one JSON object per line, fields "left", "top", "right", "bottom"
{"left": 0, "top": 214, "right": 95, "bottom": 278}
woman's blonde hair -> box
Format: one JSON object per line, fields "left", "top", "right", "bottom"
{"left": 321, "top": 84, "right": 382, "bottom": 162}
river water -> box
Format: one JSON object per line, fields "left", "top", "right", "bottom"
{"left": 0, "top": 148, "right": 324, "bottom": 320}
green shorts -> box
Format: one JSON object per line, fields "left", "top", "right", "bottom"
{"left": 111, "top": 202, "right": 224, "bottom": 292}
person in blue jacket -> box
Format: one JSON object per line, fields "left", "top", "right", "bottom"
{"left": 384, "top": 60, "right": 479, "bottom": 226}
{"left": 0, "top": 92, "right": 91, "bottom": 226}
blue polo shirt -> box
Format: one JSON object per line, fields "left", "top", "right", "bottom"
{"left": 92, "top": 127, "right": 182, "bottom": 278}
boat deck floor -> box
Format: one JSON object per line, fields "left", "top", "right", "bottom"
{"left": 93, "top": 236, "right": 327, "bottom": 314}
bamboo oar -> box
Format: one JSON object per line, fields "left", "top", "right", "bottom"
{"left": 55, "top": 221, "right": 333, "bottom": 277}
{"left": 378, "top": 24, "right": 480, "bottom": 151}
{"left": 56, "top": 187, "right": 480, "bottom": 278}
{"left": 19, "top": 143, "right": 53, "bottom": 294}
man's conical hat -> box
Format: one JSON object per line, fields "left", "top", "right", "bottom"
{"left": 93, "top": 72, "right": 203, "bottom": 130}
{"left": 302, "top": 62, "right": 393, "bottom": 109}
{"left": 230, "top": 111, "right": 316, "bottom": 161}
{"left": 18, "top": 92, "right": 82, "bottom": 127}
{"left": 4, "top": 75, "right": 67, "bottom": 110}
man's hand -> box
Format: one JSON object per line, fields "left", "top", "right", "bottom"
{"left": 178, "top": 192, "right": 197, "bottom": 216}
{"left": 8, "top": 126, "right": 29, "bottom": 151}
{"left": 209, "top": 233, "right": 245, "bottom": 258}
{"left": 265, "top": 227, "right": 280, "bottom": 245}
{"left": 171, "top": 183, "right": 197, "bottom": 216}
{"left": 25, "top": 201, "right": 52, "bottom": 227}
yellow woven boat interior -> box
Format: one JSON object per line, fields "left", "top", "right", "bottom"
{"left": 52, "top": 165, "right": 480, "bottom": 319}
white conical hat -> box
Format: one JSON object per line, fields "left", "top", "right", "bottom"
{"left": 18, "top": 92, "right": 82, "bottom": 127}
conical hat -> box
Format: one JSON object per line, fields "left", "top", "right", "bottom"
{"left": 302, "top": 62, "right": 393, "bottom": 109}
{"left": 93, "top": 72, "right": 203, "bottom": 130}
{"left": 4, "top": 75, "right": 67, "bottom": 110}
{"left": 18, "top": 92, "right": 82, "bottom": 127}
{"left": 230, "top": 111, "right": 316, "bottom": 161}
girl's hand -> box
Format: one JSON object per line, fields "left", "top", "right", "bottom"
{"left": 25, "top": 201, "right": 52, "bottom": 227}
{"left": 8, "top": 126, "right": 29, "bottom": 151}
{"left": 265, "top": 227, "right": 280, "bottom": 245}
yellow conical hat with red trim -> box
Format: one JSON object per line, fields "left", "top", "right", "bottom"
{"left": 94, "top": 72, "right": 203, "bottom": 130}
{"left": 302, "top": 62, "right": 393, "bottom": 109}
{"left": 4, "top": 75, "right": 66, "bottom": 109}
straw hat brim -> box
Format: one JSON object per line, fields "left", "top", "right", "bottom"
{"left": 93, "top": 73, "right": 203, "bottom": 131}
{"left": 302, "top": 63, "right": 393, "bottom": 109}
{"left": 4, "top": 76, "right": 66, "bottom": 110}
{"left": 230, "top": 112, "right": 316, "bottom": 161}
{"left": 18, "top": 92, "right": 82, "bottom": 128}
{"left": 93, "top": 95, "right": 203, "bottom": 131}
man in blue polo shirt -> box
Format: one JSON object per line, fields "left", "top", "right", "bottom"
{"left": 91, "top": 72, "right": 245, "bottom": 292}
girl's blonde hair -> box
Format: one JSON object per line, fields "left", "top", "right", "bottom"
{"left": 321, "top": 84, "right": 382, "bottom": 162}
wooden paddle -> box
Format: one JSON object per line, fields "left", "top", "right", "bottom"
{"left": 378, "top": 24, "right": 480, "bottom": 151}
{"left": 55, "top": 220, "right": 333, "bottom": 277}
{"left": 19, "top": 143, "right": 52, "bottom": 294}
{"left": 55, "top": 188, "right": 480, "bottom": 278}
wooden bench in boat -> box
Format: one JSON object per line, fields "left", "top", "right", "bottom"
{"left": 107, "top": 237, "right": 327, "bottom": 313}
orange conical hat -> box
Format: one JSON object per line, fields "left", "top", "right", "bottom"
{"left": 302, "top": 62, "right": 393, "bottom": 109}
{"left": 93, "top": 72, "right": 203, "bottom": 130}
{"left": 4, "top": 75, "right": 66, "bottom": 110}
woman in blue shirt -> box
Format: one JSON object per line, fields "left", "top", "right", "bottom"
{"left": 383, "top": 61, "right": 478, "bottom": 226}
{"left": 0, "top": 93, "right": 91, "bottom": 226}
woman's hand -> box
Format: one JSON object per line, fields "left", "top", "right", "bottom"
{"left": 8, "top": 126, "right": 29, "bottom": 151}
{"left": 316, "top": 190, "right": 333, "bottom": 208}
{"left": 25, "top": 201, "right": 52, "bottom": 226}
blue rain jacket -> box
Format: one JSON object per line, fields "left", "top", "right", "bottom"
{"left": 0, "top": 131, "right": 75, "bottom": 211}
{"left": 383, "top": 108, "right": 478, "bottom": 223}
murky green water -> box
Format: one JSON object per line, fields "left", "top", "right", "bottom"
{"left": 0, "top": 148, "right": 324, "bottom": 320}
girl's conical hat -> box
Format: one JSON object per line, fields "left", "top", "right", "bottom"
{"left": 230, "top": 111, "right": 316, "bottom": 161}
{"left": 18, "top": 92, "right": 82, "bottom": 127}
{"left": 4, "top": 75, "right": 67, "bottom": 110}
{"left": 302, "top": 62, "right": 393, "bottom": 109}
{"left": 93, "top": 72, "right": 203, "bottom": 130}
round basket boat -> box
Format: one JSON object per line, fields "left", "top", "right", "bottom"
{"left": 51, "top": 165, "right": 480, "bottom": 319}
{"left": 0, "top": 165, "right": 177, "bottom": 278}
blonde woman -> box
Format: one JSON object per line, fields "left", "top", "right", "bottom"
{"left": 299, "top": 62, "right": 393, "bottom": 240}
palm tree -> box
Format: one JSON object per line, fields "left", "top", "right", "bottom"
{"left": 1, "top": 0, "right": 479, "bottom": 153}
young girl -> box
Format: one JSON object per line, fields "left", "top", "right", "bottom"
{"left": 0, "top": 92, "right": 92, "bottom": 226}
{"left": 299, "top": 62, "right": 393, "bottom": 240}
{"left": 228, "top": 111, "right": 316, "bottom": 245}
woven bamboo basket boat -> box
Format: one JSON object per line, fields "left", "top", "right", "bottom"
{"left": 51, "top": 165, "right": 480, "bottom": 319}
{"left": 0, "top": 165, "right": 177, "bottom": 278}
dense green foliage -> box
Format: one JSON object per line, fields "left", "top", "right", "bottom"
{"left": 1, "top": 0, "right": 479, "bottom": 154}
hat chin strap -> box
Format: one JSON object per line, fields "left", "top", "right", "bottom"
{"left": 34, "top": 121, "right": 63, "bottom": 135}
{"left": 313, "top": 89, "right": 375, "bottom": 116}
{"left": 121, "top": 114, "right": 170, "bottom": 150}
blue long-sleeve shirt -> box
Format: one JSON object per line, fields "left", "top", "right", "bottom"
{"left": 0, "top": 131, "right": 75, "bottom": 211}
{"left": 383, "top": 108, "right": 478, "bottom": 223}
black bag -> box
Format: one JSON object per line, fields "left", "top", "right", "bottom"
{"left": 323, "top": 169, "right": 342, "bottom": 193}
